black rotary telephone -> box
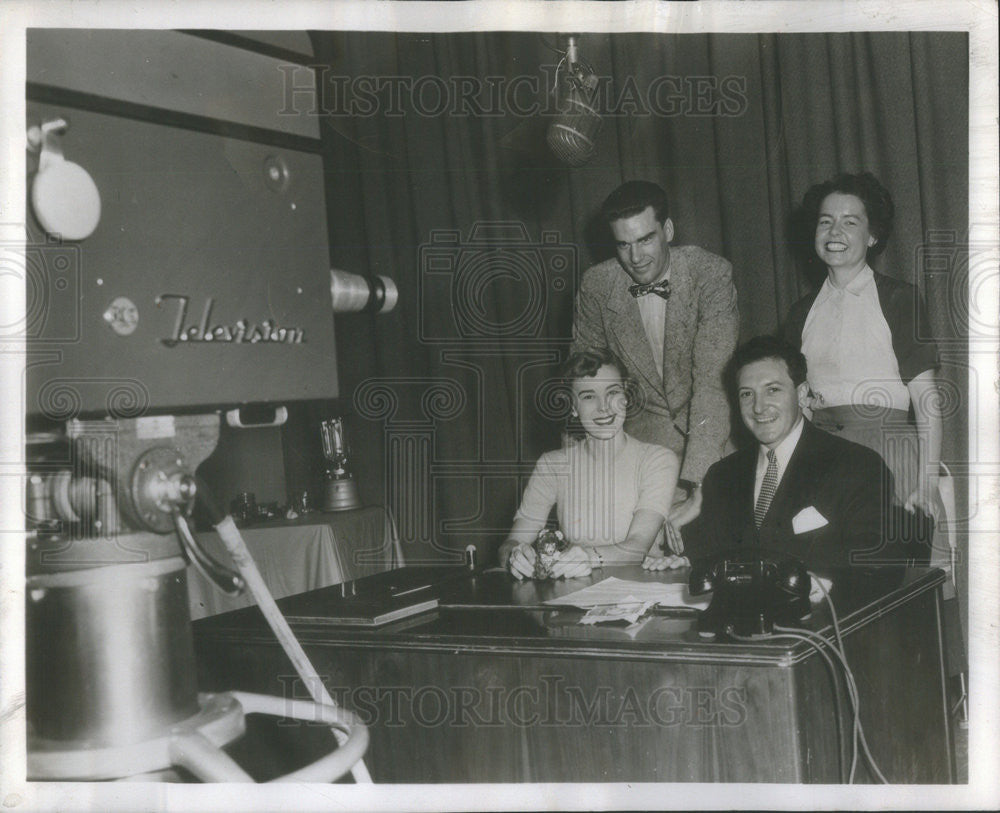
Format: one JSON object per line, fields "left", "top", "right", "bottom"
{"left": 689, "top": 549, "right": 812, "bottom": 638}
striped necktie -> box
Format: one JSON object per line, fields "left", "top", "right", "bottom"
{"left": 754, "top": 449, "right": 779, "bottom": 528}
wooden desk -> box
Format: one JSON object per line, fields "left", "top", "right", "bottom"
{"left": 193, "top": 565, "right": 953, "bottom": 783}
{"left": 187, "top": 506, "right": 402, "bottom": 619}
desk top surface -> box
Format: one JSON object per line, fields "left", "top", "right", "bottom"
{"left": 193, "top": 563, "right": 944, "bottom": 667}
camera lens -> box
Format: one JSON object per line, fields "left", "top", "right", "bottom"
{"left": 330, "top": 269, "right": 398, "bottom": 314}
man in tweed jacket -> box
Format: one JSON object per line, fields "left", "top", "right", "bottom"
{"left": 572, "top": 181, "right": 739, "bottom": 539}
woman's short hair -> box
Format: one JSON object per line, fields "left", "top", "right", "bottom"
{"left": 561, "top": 348, "right": 630, "bottom": 384}
{"left": 560, "top": 349, "right": 641, "bottom": 430}
{"left": 801, "top": 171, "right": 895, "bottom": 256}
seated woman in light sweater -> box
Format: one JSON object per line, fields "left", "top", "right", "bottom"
{"left": 499, "top": 349, "right": 680, "bottom": 580}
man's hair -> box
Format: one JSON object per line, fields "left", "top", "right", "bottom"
{"left": 601, "top": 181, "right": 670, "bottom": 225}
{"left": 730, "top": 335, "right": 808, "bottom": 388}
{"left": 800, "top": 171, "right": 895, "bottom": 257}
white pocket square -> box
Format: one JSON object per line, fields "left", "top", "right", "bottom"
{"left": 792, "top": 506, "right": 828, "bottom": 534}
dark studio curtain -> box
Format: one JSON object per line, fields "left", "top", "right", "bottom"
{"left": 298, "top": 30, "right": 968, "bottom": 568}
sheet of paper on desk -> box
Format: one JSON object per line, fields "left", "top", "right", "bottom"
{"left": 543, "top": 577, "right": 710, "bottom": 610}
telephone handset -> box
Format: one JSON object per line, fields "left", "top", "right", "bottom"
{"left": 689, "top": 549, "right": 811, "bottom": 638}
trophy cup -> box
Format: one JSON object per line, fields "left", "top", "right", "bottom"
{"left": 320, "top": 417, "right": 361, "bottom": 511}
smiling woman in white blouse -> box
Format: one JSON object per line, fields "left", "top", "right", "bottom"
{"left": 782, "top": 172, "right": 942, "bottom": 517}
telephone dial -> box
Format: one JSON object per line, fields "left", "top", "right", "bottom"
{"left": 689, "top": 549, "right": 812, "bottom": 638}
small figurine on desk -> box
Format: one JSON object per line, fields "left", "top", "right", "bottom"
{"left": 533, "top": 528, "right": 569, "bottom": 580}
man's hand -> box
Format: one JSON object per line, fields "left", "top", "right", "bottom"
{"left": 642, "top": 553, "right": 690, "bottom": 571}
{"left": 807, "top": 572, "right": 833, "bottom": 603}
{"left": 669, "top": 486, "right": 703, "bottom": 526}
{"left": 507, "top": 543, "right": 537, "bottom": 580}
{"left": 663, "top": 522, "right": 685, "bottom": 555}
{"left": 904, "top": 481, "right": 941, "bottom": 520}
{"left": 549, "top": 545, "right": 593, "bottom": 580}
{"left": 663, "top": 486, "right": 703, "bottom": 554}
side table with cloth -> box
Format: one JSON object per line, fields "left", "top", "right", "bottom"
{"left": 187, "top": 506, "right": 403, "bottom": 620}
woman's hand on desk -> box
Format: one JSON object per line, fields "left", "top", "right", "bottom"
{"left": 508, "top": 543, "right": 593, "bottom": 580}
{"left": 642, "top": 553, "right": 689, "bottom": 571}
{"left": 548, "top": 545, "right": 593, "bottom": 580}
{"left": 507, "top": 543, "right": 537, "bottom": 580}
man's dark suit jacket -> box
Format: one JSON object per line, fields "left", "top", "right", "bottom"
{"left": 683, "top": 418, "right": 897, "bottom": 571}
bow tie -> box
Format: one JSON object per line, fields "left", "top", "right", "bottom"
{"left": 629, "top": 279, "right": 671, "bottom": 300}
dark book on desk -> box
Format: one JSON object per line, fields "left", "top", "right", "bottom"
{"left": 284, "top": 594, "right": 440, "bottom": 626}
{"left": 279, "top": 565, "right": 467, "bottom": 626}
